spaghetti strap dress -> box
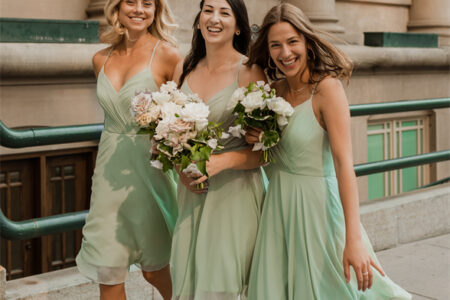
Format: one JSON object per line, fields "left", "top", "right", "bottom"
{"left": 247, "top": 89, "right": 411, "bottom": 299}
{"left": 76, "top": 41, "right": 178, "bottom": 285}
{"left": 170, "top": 58, "right": 265, "bottom": 299}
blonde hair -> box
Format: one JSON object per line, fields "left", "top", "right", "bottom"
{"left": 100, "top": 0, "right": 178, "bottom": 46}
{"left": 247, "top": 3, "right": 352, "bottom": 83}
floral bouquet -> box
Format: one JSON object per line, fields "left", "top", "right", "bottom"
{"left": 227, "top": 81, "right": 294, "bottom": 163}
{"left": 131, "top": 81, "right": 227, "bottom": 179}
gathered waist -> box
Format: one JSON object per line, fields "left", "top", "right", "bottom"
{"left": 274, "top": 165, "right": 336, "bottom": 178}
{"left": 103, "top": 128, "right": 144, "bottom": 136}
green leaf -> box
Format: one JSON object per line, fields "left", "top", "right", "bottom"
{"left": 181, "top": 155, "right": 190, "bottom": 170}
{"left": 196, "top": 160, "right": 207, "bottom": 176}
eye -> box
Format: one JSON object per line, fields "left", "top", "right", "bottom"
{"left": 144, "top": 1, "right": 153, "bottom": 7}
{"left": 289, "top": 39, "right": 299, "bottom": 45}
{"left": 221, "top": 12, "right": 230, "bottom": 16}
{"left": 270, "top": 43, "right": 280, "bottom": 48}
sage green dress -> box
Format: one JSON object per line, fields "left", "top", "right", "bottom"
{"left": 248, "top": 93, "right": 412, "bottom": 299}
{"left": 76, "top": 41, "right": 178, "bottom": 285}
{"left": 170, "top": 62, "right": 265, "bottom": 299}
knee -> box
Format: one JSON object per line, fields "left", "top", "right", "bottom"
{"left": 142, "top": 266, "right": 170, "bottom": 285}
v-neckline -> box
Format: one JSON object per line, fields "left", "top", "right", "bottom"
{"left": 186, "top": 79, "right": 237, "bottom": 104}
{"left": 101, "top": 66, "right": 149, "bottom": 94}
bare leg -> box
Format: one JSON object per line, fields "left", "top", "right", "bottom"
{"left": 99, "top": 283, "right": 126, "bottom": 300}
{"left": 142, "top": 265, "right": 172, "bottom": 300}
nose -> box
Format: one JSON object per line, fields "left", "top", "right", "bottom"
{"left": 280, "top": 44, "right": 292, "bottom": 58}
{"left": 135, "top": 1, "right": 144, "bottom": 13}
{"left": 210, "top": 11, "right": 220, "bottom": 24}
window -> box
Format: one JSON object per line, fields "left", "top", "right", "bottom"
{"left": 367, "top": 116, "right": 430, "bottom": 200}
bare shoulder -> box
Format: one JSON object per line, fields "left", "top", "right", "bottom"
{"left": 157, "top": 41, "right": 182, "bottom": 67}
{"left": 315, "top": 76, "right": 348, "bottom": 112}
{"left": 239, "top": 58, "right": 267, "bottom": 87}
{"left": 92, "top": 47, "right": 112, "bottom": 77}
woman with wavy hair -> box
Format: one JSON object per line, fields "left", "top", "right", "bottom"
{"left": 169, "top": 0, "right": 266, "bottom": 298}
{"left": 75, "top": 0, "right": 180, "bottom": 299}
{"left": 245, "top": 3, "right": 411, "bottom": 299}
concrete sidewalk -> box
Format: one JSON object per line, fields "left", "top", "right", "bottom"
{"left": 377, "top": 234, "right": 450, "bottom": 300}
{"left": 3, "top": 234, "right": 450, "bottom": 300}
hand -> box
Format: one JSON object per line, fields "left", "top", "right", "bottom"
{"left": 245, "top": 127, "right": 262, "bottom": 145}
{"left": 190, "top": 154, "right": 226, "bottom": 187}
{"left": 343, "top": 240, "right": 385, "bottom": 291}
{"left": 176, "top": 165, "right": 208, "bottom": 194}
{"left": 151, "top": 138, "right": 158, "bottom": 155}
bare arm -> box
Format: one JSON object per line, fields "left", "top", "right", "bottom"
{"left": 317, "top": 78, "right": 384, "bottom": 291}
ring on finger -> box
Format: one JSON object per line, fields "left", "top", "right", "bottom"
{"left": 362, "top": 272, "right": 369, "bottom": 276}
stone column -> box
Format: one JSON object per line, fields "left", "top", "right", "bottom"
{"left": 283, "top": 0, "right": 345, "bottom": 34}
{"left": 86, "top": 0, "right": 108, "bottom": 27}
{"left": 408, "top": 0, "right": 450, "bottom": 46}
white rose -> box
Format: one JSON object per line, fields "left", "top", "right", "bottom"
{"left": 160, "top": 81, "right": 178, "bottom": 94}
{"left": 161, "top": 102, "right": 182, "bottom": 121}
{"left": 241, "top": 90, "right": 265, "bottom": 113}
{"left": 169, "top": 119, "right": 194, "bottom": 133}
{"left": 252, "top": 142, "right": 268, "bottom": 151}
{"left": 221, "top": 132, "right": 230, "bottom": 139}
{"left": 152, "top": 91, "right": 171, "bottom": 105}
{"left": 228, "top": 124, "right": 246, "bottom": 138}
{"left": 207, "top": 138, "right": 218, "bottom": 149}
{"left": 182, "top": 163, "right": 203, "bottom": 177}
{"left": 227, "top": 87, "right": 246, "bottom": 110}
{"left": 188, "top": 93, "right": 203, "bottom": 103}
{"left": 172, "top": 90, "right": 188, "bottom": 105}
{"left": 277, "top": 115, "right": 289, "bottom": 128}
{"left": 180, "top": 102, "right": 210, "bottom": 131}
{"left": 150, "top": 160, "right": 163, "bottom": 169}
{"left": 154, "top": 119, "right": 171, "bottom": 140}
{"left": 267, "top": 97, "right": 294, "bottom": 117}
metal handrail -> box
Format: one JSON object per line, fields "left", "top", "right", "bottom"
{"left": 350, "top": 97, "right": 450, "bottom": 116}
{"left": 1, "top": 97, "right": 449, "bottom": 240}
{"left": 1, "top": 98, "right": 449, "bottom": 148}
{"left": 0, "top": 120, "right": 103, "bottom": 148}
{"left": 0, "top": 209, "right": 87, "bottom": 240}
{"left": 354, "top": 150, "right": 450, "bottom": 176}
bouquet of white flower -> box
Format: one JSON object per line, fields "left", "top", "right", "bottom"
{"left": 131, "top": 81, "right": 227, "bottom": 177}
{"left": 227, "top": 81, "right": 294, "bottom": 163}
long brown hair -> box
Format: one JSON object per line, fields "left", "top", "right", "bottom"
{"left": 246, "top": 3, "right": 352, "bottom": 84}
{"left": 178, "top": 0, "right": 251, "bottom": 88}
{"left": 101, "top": 0, "right": 177, "bottom": 46}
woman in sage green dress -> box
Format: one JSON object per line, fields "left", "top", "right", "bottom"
{"left": 75, "top": 0, "right": 180, "bottom": 299}
{"left": 169, "top": 0, "right": 267, "bottom": 299}
{"left": 245, "top": 4, "right": 412, "bottom": 299}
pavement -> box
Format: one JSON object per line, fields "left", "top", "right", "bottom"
{"left": 376, "top": 234, "right": 450, "bottom": 300}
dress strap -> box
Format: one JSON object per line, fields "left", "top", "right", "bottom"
{"left": 235, "top": 55, "right": 245, "bottom": 82}
{"left": 149, "top": 40, "right": 161, "bottom": 66}
{"left": 102, "top": 47, "right": 114, "bottom": 68}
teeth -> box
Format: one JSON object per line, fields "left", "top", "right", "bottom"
{"left": 131, "top": 17, "right": 144, "bottom": 21}
{"left": 207, "top": 27, "right": 222, "bottom": 32}
{"left": 282, "top": 58, "right": 296, "bottom": 66}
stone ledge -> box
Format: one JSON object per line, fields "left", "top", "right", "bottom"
{"left": 1, "top": 43, "right": 449, "bottom": 79}
{"left": 5, "top": 265, "right": 162, "bottom": 300}
{"left": 360, "top": 184, "right": 450, "bottom": 251}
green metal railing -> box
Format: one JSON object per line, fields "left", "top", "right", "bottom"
{"left": 1, "top": 97, "right": 449, "bottom": 240}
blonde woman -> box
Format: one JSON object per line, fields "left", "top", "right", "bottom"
{"left": 75, "top": 0, "right": 180, "bottom": 299}
{"left": 245, "top": 4, "right": 411, "bottom": 299}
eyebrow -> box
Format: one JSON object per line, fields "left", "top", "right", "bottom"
{"left": 204, "top": 4, "right": 232, "bottom": 11}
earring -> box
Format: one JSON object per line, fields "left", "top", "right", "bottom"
{"left": 197, "top": 24, "right": 200, "bottom": 30}
{"left": 268, "top": 57, "right": 277, "bottom": 70}
{"left": 235, "top": 30, "right": 240, "bottom": 36}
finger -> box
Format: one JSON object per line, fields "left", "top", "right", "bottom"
{"left": 355, "top": 266, "right": 363, "bottom": 290}
{"left": 370, "top": 259, "right": 385, "bottom": 277}
{"left": 368, "top": 265, "right": 373, "bottom": 289}
{"left": 190, "top": 176, "right": 208, "bottom": 186}
{"left": 343, "top": 260, "right": 350, "bottom": 283}
{"left": 362, "top": 266, "right": 369, "bottom": 291}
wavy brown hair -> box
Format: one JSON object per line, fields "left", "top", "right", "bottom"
{"left": 246, "top": 3, "right": 352, "bottom": 84}
{"left": 101, "top": 0, "right": 177, "bottom": 46}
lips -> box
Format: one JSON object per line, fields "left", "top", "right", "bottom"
{"left": 280, "top": 57, "right": 297, "bottom": 67}
{"left": 207, "top": 26, "right": 222, "bottom": 33}
{"left": 129, "top": 16, "right": 145, "bottom": 22}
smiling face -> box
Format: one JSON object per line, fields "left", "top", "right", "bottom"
{"left": 198, "top": 0, "right": 238, "bottom": 45}
{"left": 118, "top": 0, "right": 156, "bottom": 33}
{"left": 267, "top": 21, "right": 309, "bottom": 80}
